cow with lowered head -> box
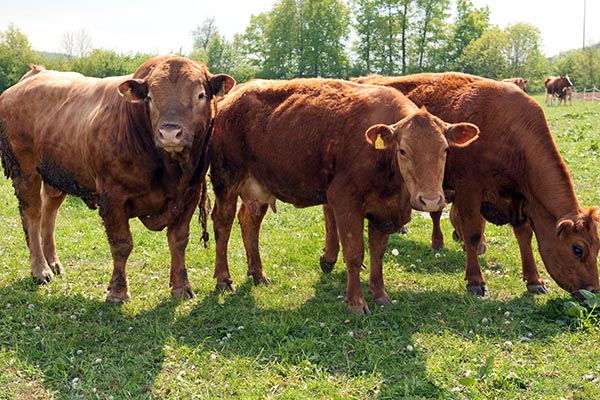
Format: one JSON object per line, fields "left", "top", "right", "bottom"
{"left": 0, "top": 56, "right": 235, "bottom": 303}
{"left": 209, "top": 78, "right": 478, "bottom": 314}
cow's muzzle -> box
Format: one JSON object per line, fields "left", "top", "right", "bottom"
{"left": 158, "top": 123, "right": 186, "bottom": 153}
{"left": 412, "top": 192, "right": 445, "bottom": 212}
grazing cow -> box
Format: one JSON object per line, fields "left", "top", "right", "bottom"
{"left": 545, "top": 75, "right": 573, "bottom": 106}
{"left": 502, "top": 77, "right": 528, "bottom": 92}
{"left": 0, "top": 56, "right": 235, "bottom": 302}
{"left": 344, "top": 72, "right": 600, "bottom": 297}
{"left": 558, "top": 86, "right": 572, "bottom": 106}
{"left": 210, "top": 78, "right": 479, "bottom": 314}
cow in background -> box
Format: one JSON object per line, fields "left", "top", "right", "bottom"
{"left": 558, "top": 86, "right": 572, "bottom": 106}
{"left": 545, "top": 76, "right": 573, "bottom": 106}
{"left": 0, "top": 57, "right": 235, "bottom": 303}
{"left": 502, "top": 77, "right": 528, "bottom": 92}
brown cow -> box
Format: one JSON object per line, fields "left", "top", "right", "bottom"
{"left": 0, "top": 56, "right": 235, "bottom": 302}
{"left": 344, "top": 72, "right": 600, "bottom": 297}
{"left": 210, "top": 78, "right": 479, "bottom": 314}
{"left": 502, "top": 77, "right": 528, "bottom": 92}
{"left": 545, "top": 75, "right": 573, "bottom": 106}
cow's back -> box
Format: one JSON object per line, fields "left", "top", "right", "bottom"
{"left": 212, "top": 79, "right": 416, "bottom": 207}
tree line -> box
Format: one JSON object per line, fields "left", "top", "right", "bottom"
{"left": 1, "top": 0, "right": 599, "bottom": 94}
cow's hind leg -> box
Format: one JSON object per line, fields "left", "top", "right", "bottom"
{"left": 238, "top": 202, "right": 271, "bottom": 285}
{"left": 320, "top": 204, "right": 339, "bottom": 273}
{"left": 13, "top": 174, "right": 55, "bottom": 284}
{"left": 41, "top": 183, "right": 66, "bottom": 276}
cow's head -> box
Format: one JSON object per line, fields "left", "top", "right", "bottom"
{"left": 538, "top": 208, "right": 600, "bottom": 296}
{"left": 365, "top": 107, "right": 479, "bottom": 212}
{"left": 117, "top": 56, "right": 235, "bottom": 158}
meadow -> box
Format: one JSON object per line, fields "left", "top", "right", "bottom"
{"left": 0, "top": 95, "right": 599, "bottom": 399}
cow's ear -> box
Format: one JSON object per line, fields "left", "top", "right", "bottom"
{"left": 445, "top": 122, "right": 479, "bottom": 147}
{"left": 365, "top": 124, "right": 395, "bottom": 150}
{"left": 210, "top": 74, "right": 236, "bottom": 97}
{"left": 556, "top": 218, "right": 575, "bottom": 238}
{"left": 118, "top": 79, "right": 148, "bottom": 103}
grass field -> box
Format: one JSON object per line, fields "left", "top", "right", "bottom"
{"left": 0, "top": 95, "right": 599, "bottom": 399}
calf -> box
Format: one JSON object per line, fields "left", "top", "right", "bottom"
{"left": 210, "top": 78, "right": 478, "bottom": 314}
{"left": 0, "top": 57, "right": 235, "bottom": 302}
{"left": 558, "top": 86, "right": 572, "bottom": 106}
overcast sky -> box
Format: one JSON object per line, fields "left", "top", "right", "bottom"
{"left": 1, "top": 0, "right": 597, "bottom": 58}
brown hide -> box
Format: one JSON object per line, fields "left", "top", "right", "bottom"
{"left": 209, "top": 78, "right": 478, "bottom": 314}
{"left": 502, "top": 77, "right": 528, "bottom": 92}
{"left": 545, "top": 76, "right": 573, "bottom": 106}
{"left": 350, "top": 72, "right": 600, "bottom": 296}
{"left": 0, "top": 56, "right": 235, "bottom": 302}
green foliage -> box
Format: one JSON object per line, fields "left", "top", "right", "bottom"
{"left": 0, "top": 24, "right": 37, "bottom": 92}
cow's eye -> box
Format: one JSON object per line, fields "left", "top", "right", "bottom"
{"left": 198, "top": 92, "right": 206, "bottom": 100}
{"left": 398, "top": 149, "right": 406, "bottom": 156}
{"left": 146, "top": 95, "right": 152, "bottom": 104}
{"left": 444, "top": 147, "right": 450, "bottom": 154}
{"left": 572, "top": 245, "right": 584, "bottom": 259}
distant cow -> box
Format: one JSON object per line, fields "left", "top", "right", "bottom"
{"left": 346, "top": 72, "right": 600, "bottom": 297}
{"left": 210, "top": 78, "right": 479, "bottom": 314}
{"left": 558, "top": 86, "right": 572, "bottom": 106}
{"left": 545, "top": 75, "right": 573, "bottom": 106}
{"left": 502, "top": 77, "right": 528, "bottom": 92}
{"left": 0, "top": 56, "right": 235, "bottom": 302}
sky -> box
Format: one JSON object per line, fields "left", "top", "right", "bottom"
{"left": 0, "top": 0, "right": 598, "bottom": 58}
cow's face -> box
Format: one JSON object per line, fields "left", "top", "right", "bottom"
{"left": 366, "top": 107, "right": 479, "bottom": 212}
{"left": 539, "top": 208, "right": 600, "bottom": 295}
{"left": 118, "top": 57, "right": 235, "bottom": 157}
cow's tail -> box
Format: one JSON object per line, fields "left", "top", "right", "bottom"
{"left": 0, "top": 120, "right": 20, "bottom": 179}
{"left": 198, "top": 178, "right": 211, "bottom": 248}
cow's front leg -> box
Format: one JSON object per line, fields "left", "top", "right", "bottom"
{"left": 238, "top": 202, "right": 271, "bottom": 285}
{"left": 367, "top": 222, "right": 392, "bottom": 307}
{"left": 167, "top": 200, "right": 197, "bottom": 300}
{"left": 332, "top": 203, "right": 369, "bottom": 314}
{"left": 513, "top": 223, "right": 547, "bottom": 294}
{"left": 100, "top": 202, "right": 133, "bottom": 303}
{"left": 430, "top": 210, "right": 444, "bottom": 250}
{"left": 320, "top": 204, "right": 339, "bottom": 273}
{"left": 452, "top": 200, "right": 488, "bottom": 296}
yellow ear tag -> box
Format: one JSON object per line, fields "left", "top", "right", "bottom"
{"left": 375, "top": 134, "right": 385, "bottom": 150}
{"left": 124, "top": 88, "right": 133, "bottom": 102}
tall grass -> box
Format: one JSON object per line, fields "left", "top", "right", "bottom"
{"left": 0, "top": 96, "right": 599, "bottom": 399}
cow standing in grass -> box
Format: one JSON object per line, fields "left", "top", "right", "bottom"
{"left": 502, "top": 77, "right": 528, "bottom": 92}
{"left": 347, "top": 72, "right": 600, "bottom": 297}
{"left": 0, "top": 56, "right": 235, "bottom": 302}
{"left": 545, "top": 76, "right": 573, "bottom": 106}
{"left": 209, "top": 78, "right": 478, "bottom": 314}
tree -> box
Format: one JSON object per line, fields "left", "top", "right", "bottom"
{"left": 411, "top": 0, "right": 451, "bottom": 72}
{"left": 504, "top": 22, "right": 546, "bottom": 79}
{"left": 192, "top": 17, "right": 218, "bottom": 53}
{"left": 442, "top": 0, "right": 489, "bottom": 70}
{"left": 459, "top": 27, "right": 508, "bottom": 79}
{"left": 61, "top": 28, "right": 93, "bottom": 58}
{"left": 0, "top": 24, "right": 37, "bottom": 92}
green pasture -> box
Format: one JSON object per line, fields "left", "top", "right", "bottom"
{"left": 0, "top": 95, "right": 599, "bottom": 399}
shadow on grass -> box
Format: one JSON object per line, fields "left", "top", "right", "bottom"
{"left": 0, "top": 269, "right": 569, "bottom": 399}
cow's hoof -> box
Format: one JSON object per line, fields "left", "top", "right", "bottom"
{"left": 319, "top": 256, "right": 335, "bottom": 273}
{"left": 373, "top": 297, "right": 393, "bottom": 307}
{"left": 32, "top": 268, "right": 55, "bottom": 285}
{"left": 216, "top": 280, "right": 236, "bottom": 293}
{"left": 347, "top": 304, "right": 371, "bottom": 315}
{"left": 431, "top": 240, "right": 444, "bottom": 250}
{"left": 252, "top": 275, "right": 272, "bottom": 286}
{"left": 467, "top": 284, "right": 489, "bottom": 297}
{"left": 172, "top": 286, "right": 195, "bottom": 300}
{"left": 105, "top": 292, "right": 131, "bottom": 304}
{"left": 400, "top": 225, "right": 409, "bottom": 234}
{"left": 49, "top": 262, "right": 65, "bottom": 275}
{"left": 527, "top": 284, "right": 548, "bottom": 294}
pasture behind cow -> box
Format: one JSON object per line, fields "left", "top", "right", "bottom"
{"left": 209, "top": 78, "right": 478, "bottom": 314}
{"left": 0, "top": 56, "right": 235, "bottom": 302}
{"left": 349, "top": 72, "right": 600, "bottom": 297}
